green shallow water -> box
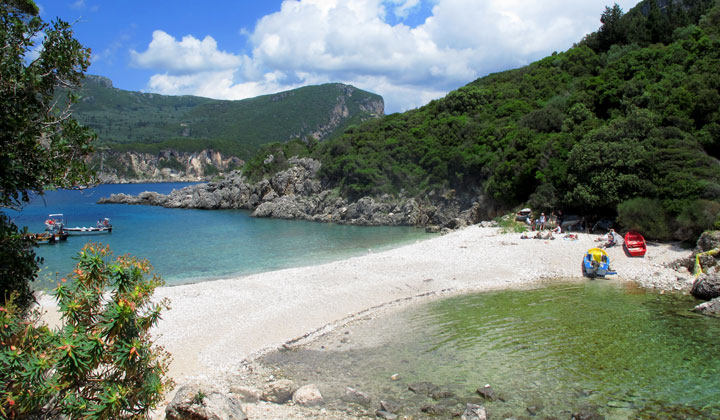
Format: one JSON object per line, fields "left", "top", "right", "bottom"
{"left": 261, "top": 281, "right": 720, "bottom": 419}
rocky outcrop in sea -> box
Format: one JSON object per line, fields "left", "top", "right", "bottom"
{"left": 98, "top": 157, "right": 500, "bottom": 230}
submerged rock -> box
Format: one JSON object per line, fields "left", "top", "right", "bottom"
{"left": 461, "top": 403, "right": 488, "bottom": 420}
{"left": 693, "top": 296, "right": 720, "bottom": 316}
{"left": 341, "top": 386, "right": 372, "bottom": 406}
{"left": 375, "top": 409, "right": 398, "bottom": 419}
{"left": 408, "top": 381, "right": 440, "bottom": 396}
{"left": 476, "top": 384, "right": 497, "bottom": 401}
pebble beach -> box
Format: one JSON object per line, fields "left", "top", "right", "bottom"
{"left": 38, "top": 225, "right": 697, "bottom": 418}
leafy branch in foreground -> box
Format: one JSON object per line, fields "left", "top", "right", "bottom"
{"left": 0, "top": 244, "right": 174, "bottom": 419}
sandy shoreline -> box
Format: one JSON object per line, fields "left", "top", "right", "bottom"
{"left": 38, "top": 225, "right": 695, "bottom": 416}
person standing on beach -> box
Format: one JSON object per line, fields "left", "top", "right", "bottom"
{"left": 539, "top": 213, "right": 546, "bottom": 230}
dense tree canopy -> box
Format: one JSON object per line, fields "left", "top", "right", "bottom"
{"left": 301, "top": 0, "right": 720, "bottom": 240}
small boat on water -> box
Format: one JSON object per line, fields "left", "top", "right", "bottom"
{"left": 28, "top": 231, "right": 68, "bottom": 244}
{"left": 28, "top": 214, "right": 69, "bottom": 244}
{"left": 582, "top": 248, "right": 617, "bottom": 278}
{"left": 64, "top": 217, "right": 112, "bottom": 235}
{"left": 624, "top": 230, "right": 647, "bottom": 257}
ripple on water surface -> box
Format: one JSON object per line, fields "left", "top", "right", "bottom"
{"left": 261, "top": 281, "right": 720, "bottom": 419}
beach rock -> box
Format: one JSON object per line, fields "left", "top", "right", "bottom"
{"left": 461, "top": 403, "right": 488, "bottom": 420}
{"left": 693, "top": 296, "right": 720, "bottom": 316}
{"left": 260, "top": 379, "right": 296, "bottom": 403}
{"left": 476, "top": 385, "right": 497, "bottom": 401}
{"left": 691, "top": 273, "right": 720, "bottom": 300}
{"left": 292, "top": 384, "right": 324, "bottom": 407}
{"left": 165, "top": 384, "right": 248, "bottom": 420}
{"left": 341, "top": 387, "right": 372, "bottom": 406}
{"left": 229, "top": 385, "right": 260, "bottom": 403}
{"left": 696, "top": 230, "right": 720, "bottom": 252}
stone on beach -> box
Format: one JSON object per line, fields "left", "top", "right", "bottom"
{"left": 165, "top": 384, "right": 248, "bottom": 420}
{"left": 292, "top": 384, "right": 324, "bottom": 407}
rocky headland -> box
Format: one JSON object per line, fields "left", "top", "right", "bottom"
{"left": 98, "top": 157, "right": 501, "bottom": 231}
{"left": 94, "top": 149, "right": 243, "bottom": 183}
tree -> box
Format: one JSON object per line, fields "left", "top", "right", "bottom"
{"left": 1, "top": 244, "right": 174, "bottom": 419}
{"left": 596, "top": 4, "right": 628, "bottom": 52}
{"left": 1, "top": 0, "right": 95, "bottom": 310}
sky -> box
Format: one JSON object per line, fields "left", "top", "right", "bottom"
{"left": 38, "top": 0, "right": 641, "bottom": 114}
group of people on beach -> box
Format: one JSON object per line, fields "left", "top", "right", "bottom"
{"left": 520, "top": 210, "right": 578, "bottom": 241}
{"left": 595, "top": 228, "right": 619, "bottom": 248}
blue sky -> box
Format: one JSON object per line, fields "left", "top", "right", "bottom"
{"left": 38, "top": 0, "right": 640, "bottom": 113}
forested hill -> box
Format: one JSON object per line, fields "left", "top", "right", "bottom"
{"left": 300, "top": 0, "right": 720, "bottom": 240}
{"left": 69, "top": 77, "right": 384, "bottom": 159}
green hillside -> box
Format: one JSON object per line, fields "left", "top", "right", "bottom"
{"left": 68, "top": 77, "right": 383, "bottom": 159}
{"left": 304, "top": 0, "right": 720, "bottom": 240}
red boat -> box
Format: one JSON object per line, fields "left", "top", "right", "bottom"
{"left": 624, "top": 230, "right": 647, "bottom": 257}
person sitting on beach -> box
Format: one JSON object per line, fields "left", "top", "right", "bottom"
{"left": 552, "top": 225, "right": 562, "bottom": 234}
{"left": 601, "top": 229, "right": 617, "bottom": 248}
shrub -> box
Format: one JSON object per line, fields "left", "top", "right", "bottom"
{"left": 675, "top": 199, "right": 720, "bottom": 241}
{"left": 616, "top": 197, "right": 673, "bottom": 240}
{"left": 0, "top": 244, "right": 174, "bottom": 419}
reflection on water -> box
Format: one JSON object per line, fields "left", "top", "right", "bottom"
{"left": 261, "top": 281, "right": 720, "bottom": 419}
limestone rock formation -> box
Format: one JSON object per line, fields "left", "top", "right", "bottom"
{"left": 98, "top": 157, "right": 500, "bottom": 229}
{"left": 165, "top": 384, "right": 248, "bottom": 420}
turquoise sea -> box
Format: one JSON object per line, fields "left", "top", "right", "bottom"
{"left": 6, "top": 183, "right": 429, "bottom": 289}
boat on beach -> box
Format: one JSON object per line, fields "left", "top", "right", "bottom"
{"left": 64, "top": 217, "right": 112, "bottom": 235}
{"left": 624, "top": 230, "right": 647, "bottom": 257}
{"left": 582, "top": 248, "right": 617, "bottom": 278}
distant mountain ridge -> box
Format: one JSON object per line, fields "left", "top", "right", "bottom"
{"left": 71, "top": 76, "right": 384, "bottom": 159}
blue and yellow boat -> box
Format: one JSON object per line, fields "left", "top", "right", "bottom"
{"left": 582, "top": 248, "right": 617, "bottom": 278}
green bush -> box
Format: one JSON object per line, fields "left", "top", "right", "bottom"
{"left": 0, "top": 244, "right": 174, "bottom": 419}
{"left": 616, "top": 197, "right": 673, "bottom": 240}
{"left": 675, "top": 199, "right": 720, "bottom": 241}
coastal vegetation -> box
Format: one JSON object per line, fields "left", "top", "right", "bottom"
{"left": 241, "top": 0, "right": 720, "bottom": 241}
{"left": 1, "top": 1, "right": 172, "bottom": 417}
{"left": 64, "top": 77, "right": 384, "bottom": 160}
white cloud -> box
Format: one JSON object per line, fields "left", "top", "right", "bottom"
{"left": 132, "top": 0, "right": 640, "bottom": 112}
{"left": 130, "top": 30, "right": 244, "bottom": 74}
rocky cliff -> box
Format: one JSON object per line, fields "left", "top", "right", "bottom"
{"left": 92, "top": 149, "right": 243, "bottom": 183}
{"left": 98, "top": 158, "right": 501, "bottom": 230}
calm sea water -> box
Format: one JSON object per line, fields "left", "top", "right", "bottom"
{"left": 263, "top": 281, "right": 720, "bottom": 419}
{"left": 6, "top": 183, "right": 429, "bottom": 289}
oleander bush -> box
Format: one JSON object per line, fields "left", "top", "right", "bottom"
{"left": 0, "top": 244, "right": 173, "bottom": 419}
